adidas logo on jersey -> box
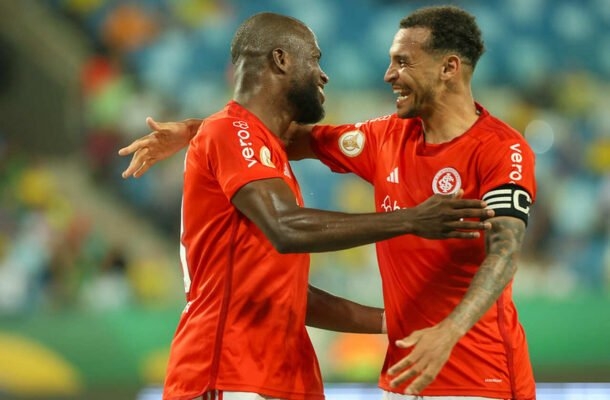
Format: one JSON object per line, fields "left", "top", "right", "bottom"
{"left": 386, "top": 167, "right": 399, "bottom": 183}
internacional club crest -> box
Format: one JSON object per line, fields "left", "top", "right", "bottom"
{"left": 432, "top": 167, "right": 461, "bottom": 195}
{"left": 338, "top": 130, "right": 365, "bottom": 157}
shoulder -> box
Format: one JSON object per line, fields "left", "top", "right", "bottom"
{"left": 358, "top": 114, "right": 418, "bottom": 141}
{"left": 194, "top": 112, "right": 267, "bottom": 146}
{"left": 359, "top": 113, "right": 411, "bottom": 129}
{"left": 470, "top": 113, "right": 532, "bottom": 154}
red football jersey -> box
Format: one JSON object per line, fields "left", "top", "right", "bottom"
{"left": 311, "top": 104, "right": 536, "bottom": 399}
{"left": 164, "top": 101, "right": 323, "bottom": 400}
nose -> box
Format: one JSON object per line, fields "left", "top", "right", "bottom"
{"left": 320, "top": 68, "right": 329, "bottom": 85}
{"left": 384, "top": 65, "right": 397, "bottom": 83}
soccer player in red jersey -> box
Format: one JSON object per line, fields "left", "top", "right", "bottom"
{"left": 120, "top": 11, "right": 494, "bottom": 400}
{"left": 294, "top": 8, "right": 538, "bottom": 399}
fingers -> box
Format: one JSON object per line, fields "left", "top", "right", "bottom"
{"left": 146, "top": 116, "right": 162, "bottom": 131}
{"left": 388, "top": 355, "right": 413, "bottom": 378}
{"left": 453, "top": 208, "right": 495, "bottom": 219}
{"left": 118, "top": 136, "right": 154, "bottom": 178}
{"left": 388, "top": 353, "right": 439, "bottom": 394}
{"left": 119, "top": 117, "right": 165, "bottom": 179}
{"left": 451, "top": 220, "right": 492, "bottom": 230}
{"left": 446, "top": 208, "right": 495, "bottom": 221}
{"left": 445, "top": 206, "right": 494, "bottom": 239}
{"left": 388, "top": 351, "right": 420, "bottom": 388}
{"left": 120, "top": 147, "right": 151, "bottom": 178}
{"left": 388, "top": 346, "right": 426, "bottom": 390}
{"left": 131, "top": 162, "right": 149, "bottom": 178}
{"left": 440, "top": 214, "right": 493, "bottom": 239}
{"left": 436, "top": 193, "right": 490, "bottom": 212}
{"left": 387, "top": 335, "right": 418, "bottom": 376}
{"left": 390, "top": 364, "right": 420, "bottom": 389}
{"left": 122, "top": 160, "right": 148, "bottom": 179}
{"left": 447, "top": 198, "right": 488, "bottom": 209}
{"left": 117, "top": 139, "right": 143, "bottom": 156}
{"left": 121, "top": 157, "right": 144, "bottom": 179}
{"left": 450, "top": 188, "right": 464, "bottom": 199}
{"left": 395, "top": 337, "right": 416, "bottom": 349}
{"left": 404, "top": 370, "right": 436, "bottom": 395}
{"left": 119, "top": 117, "right": 160, "bottom": 157}
{"left": 444, "top": 220, "right": 493, "bottom": 239}
{"left": 446, "top": 231, "right": 480, "bottom": 239}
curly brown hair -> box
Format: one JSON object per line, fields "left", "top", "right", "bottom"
{"left": 400, "top": 6, "right": 485, "bottom": 68}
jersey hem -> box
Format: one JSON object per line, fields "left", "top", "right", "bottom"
{"left": 164, "top": 384, "right": 325, "bottom": 400}
{"left": 379, "top": 383, "right": 534, "bottom": 399}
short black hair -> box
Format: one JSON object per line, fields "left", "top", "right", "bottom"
{"left": 400, "top": 6, "right": 485, "bottom": 68}
{"left": 230, "top": 12, "right": 310, "bottom": 65}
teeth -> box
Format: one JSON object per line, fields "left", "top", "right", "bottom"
{"left": 393, "top": 89, "right": 409, "bottom": 100}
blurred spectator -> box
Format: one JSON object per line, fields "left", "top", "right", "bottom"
{"left": 80, "top": 246, "right": 133, "bottom": 311}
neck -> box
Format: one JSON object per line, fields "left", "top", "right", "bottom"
{"left": 421, "top": 90, "right": 479, "bottom": 144}
{"left": 233, "top": 71, "right": 294, "bottom": 140}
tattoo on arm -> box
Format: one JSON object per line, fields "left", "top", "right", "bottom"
{"left": 448, "top": 216, "right": 526, "bottom": 335}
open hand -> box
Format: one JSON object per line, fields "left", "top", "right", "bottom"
{"left": 388, "top": 319, "right": 462, "bottom": 394}
{"left": 118, "top": 117, "right": 194, "bottom": 178}
{"left": 408, "top": 189, "right": 494, "bottom": 239}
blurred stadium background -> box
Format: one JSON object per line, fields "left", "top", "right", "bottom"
{"left": 0, "top": 0, "right": 608, "bottom": 399}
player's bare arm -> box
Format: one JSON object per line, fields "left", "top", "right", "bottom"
{"left": 386, "top": 215, "right": 526, "bottom": 395}
{"left": 306, "top": 285, "right": 386, "bottom": 333}
{"left": 446, "top": 215, "right": 526, "bottom": 334}
{"left": 118, "top": 118, "right": 316, "bottom": 177}
{"left": 232, "top": 178, "right": 494, "bottom": 253}
{"left": 118, "top": 117, "right": 201, "bottom": 178}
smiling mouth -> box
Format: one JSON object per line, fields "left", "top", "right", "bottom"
{"left": 318, "top": 86, "right": 326, "bottom": 103}
{"left": 393, "top": 89, "right": 410, "bottom": 102}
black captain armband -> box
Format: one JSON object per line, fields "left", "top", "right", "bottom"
{"left": 482, "top": 184, "right": 532, "bottom": 225}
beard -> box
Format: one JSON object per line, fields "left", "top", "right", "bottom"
{"left": 287, "top": 78, "right": 325, "bottom": 124}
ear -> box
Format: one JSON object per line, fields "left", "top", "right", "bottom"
{"left": 440, "top": 54, "right": 460, "bottom": 80}
{"left": 271, "top": 48, "right": 290, "bottom": 73}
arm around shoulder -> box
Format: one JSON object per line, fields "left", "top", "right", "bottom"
{"left": 232, "top": 181, "right": 496, "bottom": 254}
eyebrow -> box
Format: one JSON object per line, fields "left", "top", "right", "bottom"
{"left": 390, "top": 53, "right": 411, "bottom": 62}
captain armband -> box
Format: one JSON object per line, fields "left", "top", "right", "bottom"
{"left": 482, "top": 184, "right": 532, "bottom": 225}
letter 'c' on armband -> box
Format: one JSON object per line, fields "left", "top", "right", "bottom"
{"left": 482, "top": 184, "right": 532, "bottom": 225}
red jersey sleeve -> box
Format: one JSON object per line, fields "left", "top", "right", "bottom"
{"left": 477, "top": 131, "right": 537, "bottom": 224}
{"left": 189, "top": 117, "right": 287, "bottom": 200}
{"left": 310, "top": 115, "right": 394, "bottom": 183}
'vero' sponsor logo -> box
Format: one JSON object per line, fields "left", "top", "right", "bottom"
{"left": 233, "top": 120, "right": 257, "bottom": 168}
{"left": 509, "top": 143, "right": 523, "bottom": 182}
